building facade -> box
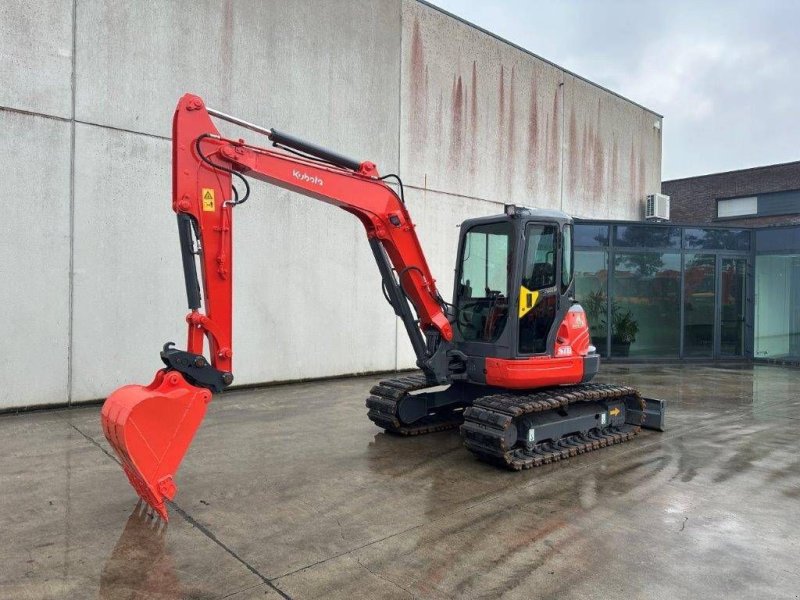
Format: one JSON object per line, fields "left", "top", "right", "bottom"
{"left": 663, "top": 161, "right": 800, "bottom": 227}
{"left": 575, "top": 221, "right": 800, "bottom": 364}
{"left": 2, "top": 0, "right": 662, "bottom": 409}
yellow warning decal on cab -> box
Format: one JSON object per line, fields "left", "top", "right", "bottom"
{"left": 201, "top": 188, "right": 215, "bottom": 212}
{"left": 518, "top": 286, "right": 539, "bottom": 318}
{"left": 609, "top": 408, "right": 620, "bottom": 417}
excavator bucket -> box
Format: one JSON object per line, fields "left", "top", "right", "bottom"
{"left": 101, "top": 369, "right": 212, "bottom": 520}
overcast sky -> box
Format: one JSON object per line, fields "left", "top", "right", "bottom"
{"left": 428, "top": 0, "right": 800, "bottom": 180}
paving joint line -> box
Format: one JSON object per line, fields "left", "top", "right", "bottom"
{"left": 65, "top": 405, "right": 738, "bottom": 593}
{"left": 170, "top": 503, "right": 292, "bottom": 600}
{"left": 67, "top": 422, "right": 292, "bottom": 600}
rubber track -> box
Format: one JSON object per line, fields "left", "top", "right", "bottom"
{"left": 460, "top": 383, "right": 646, "bottom": 470}
{"left": 366, "top": 374, "right": 465, "bottom": 435}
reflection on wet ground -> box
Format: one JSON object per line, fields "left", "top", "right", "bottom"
{"left": 1, "top": 363, "right": 799, "bottom": 598}
{"left": 99, "top": 502, "right": 180, "bottom": 599}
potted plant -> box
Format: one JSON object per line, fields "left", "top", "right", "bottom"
{"left": 583, "top": 289, "right": 606, "bottom": 323}
{"left": 610, "top": 307, "right": 639, "bottom": 357}
{"left": 578, "top": 291, "right": 640, "bottom": 356}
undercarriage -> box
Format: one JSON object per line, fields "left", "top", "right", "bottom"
{"left": 367, "top": 376, "right": 665, "bottom": 469}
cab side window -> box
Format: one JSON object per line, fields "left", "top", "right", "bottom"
{"left": 561, "top": 224, "right": 573, "bottom": 294}
{"left": 518, "top": 224, "right": 558, "bottom": 354}
{"left": 521, "top": 225, "right": 557, "bottom": 290}
{"left": 456, "top": 222, "right": 512, "bottom": 342}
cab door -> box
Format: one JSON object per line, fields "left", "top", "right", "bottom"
{"left": 517, "top": 222, "right": 573, "bottom": 356}
{"left": 454, "top": 220, "right": 513, "bottom": 346}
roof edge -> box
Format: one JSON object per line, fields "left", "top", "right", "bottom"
{"left": 663, "top": 160, "right": 800, "bottom": 184}
{"left": 416, "top": 0, "right": 664, "bottom": 119}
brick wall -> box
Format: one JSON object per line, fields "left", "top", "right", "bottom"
{"left": 662, "top": 161, "right": 800, "bottom": 227}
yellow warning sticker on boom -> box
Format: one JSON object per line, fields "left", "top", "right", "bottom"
{"left": 201, "top": 188, "right": 215, "bottom": 212}
{"left": 518, "top": 286, "right": 539, "bottom": 318}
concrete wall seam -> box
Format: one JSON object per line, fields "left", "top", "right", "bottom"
{"left": 67, "top": 0, "right": 77, "bottom": 405}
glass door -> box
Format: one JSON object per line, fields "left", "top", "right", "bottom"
{"left": 683, "top": 253, "right": 716, "bottom": 356}
{"left": 718, "top": 257, "right": 747, "bottom": 356}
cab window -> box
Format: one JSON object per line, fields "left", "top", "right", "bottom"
{"left": 561, "top": 224, "right": 573, "bottom": 293}
{"left": 521, "top": 224, "right": 557, "bottom": 290}
{"left": 518, "top": 223, "right": 558, "bottom": 354}
{"left": 456, "top": 222, "right": 511, "bottom": 342}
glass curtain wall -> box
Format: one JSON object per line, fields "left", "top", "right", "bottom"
{"left": 575, "top": 222, "right": 752, "bottom": 359}
{"left": 612, "top": 252, "right": 680, "bottom": 356}
{"left": 683, "top": 253, "right": 715, "bottom": 356}
{"left": 754, "top": 227, "right": 800, "bottom": 361}
{"left": 720, "top": 258, "right": 747, "bottom": 355}
{"left": 574, "top": 250, "right": 608, "bottom": 356}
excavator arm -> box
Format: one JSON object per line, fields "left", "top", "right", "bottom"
{"left": 102, "top": 94, "right": 455, "bottom": 519}
{"left": 170, "top": 93, "right": 453, "bottom": 388}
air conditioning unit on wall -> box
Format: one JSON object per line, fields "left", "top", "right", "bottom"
{"left": 646, "top": 193, "right": 670, "bottom": 220}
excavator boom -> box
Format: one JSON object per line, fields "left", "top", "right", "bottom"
{"left": 102, "top": 94, "right": 455, "bottom": 519}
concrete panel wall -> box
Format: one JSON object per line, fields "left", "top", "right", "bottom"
{"left": 561, "top": 74, "right": 662, "bottom": 220}
{"left": 3, "top": 0, "right": 661, "bottom": 408}
{"left": 74, "top": 0, "right": 400, "bottom": 163}
{"left": 70, "top": 125, "right": 396, "bottom": 401}
{"left": 0, "top": 0, "right": 73, "bottom": 117}
{"left": 68, "top": 0, "right": 401, "bottom": 402}
{"left": 0, "top": 112, "right": 71, "bottom": 409}
{"left": 231, "top": 184, "right": 396, "bottom": 385}
{"left": 71, "top": 125, "right": 181, "bottom": 401}
{"left": 400, "top": 0, "right": 662, "bottom": 219}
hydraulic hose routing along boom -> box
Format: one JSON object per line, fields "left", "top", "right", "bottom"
{"left": 101, "top": 94, "right": 666, "bottom": 521}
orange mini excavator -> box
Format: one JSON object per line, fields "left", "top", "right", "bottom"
{"left": 102, "top": 94, "right": 665, "bottom": 519}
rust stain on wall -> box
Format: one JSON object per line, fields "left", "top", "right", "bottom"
{"left": 498, "top": 66, "right": 505, "bottom": 130}
{"left": 506, "top": 65, "right": 516, "bottom": 194}
{"left": 401, "top": 8, "right": 657, "bottom": 211}
{"left": 409, "top": 18, "right": 427, "bottom": 147}
{"left": 494, "top": 65, "right": 506, "bottom": 193}
{"left": 450, "top": 74, "right": 464, "bottom": 169}
{"left": 567, "top": 106, "right": 579, "bottom": 198}
{"left": 629, "top": 141, "right": 637, "bottom": 204}
{"left": 580, "top": 120, "right": 589, "bottom": 198}
{"left": 434, "top": 90, "right": 444, "bottom": 153}
{"left": 469, "top": 61, "right": 478, "bottom": 177}
{"left": 547, "top": 89, "right": 560, "bottom": 188}
{"left": 592, "top": 100, "right": 605, "bottom": 202}
{"left": 526, "top": 82, "right": 539, "bottom": 191}
{"left": 545, "top": 115, "right": 552, "bottom": 190}
{"left": 610, "top": 138, "right": 620, "bottom": 202}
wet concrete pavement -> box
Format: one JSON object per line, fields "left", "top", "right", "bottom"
{"left": 1, "top": 363, "right": 799, "bottom": 599}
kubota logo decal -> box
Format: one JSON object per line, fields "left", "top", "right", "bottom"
{"left": 292, "top": 169, "right": 324, "bottom": 186}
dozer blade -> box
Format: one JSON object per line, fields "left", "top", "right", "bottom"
{"left": 101, "top": 370, "right": 212, "bottom": 520}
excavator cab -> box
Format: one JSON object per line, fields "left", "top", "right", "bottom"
{"left": 450, "top": 206, "right": 598, "bottom": 389}
{"left": 455, "top": 208, "right": 568, "bottom": 351}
